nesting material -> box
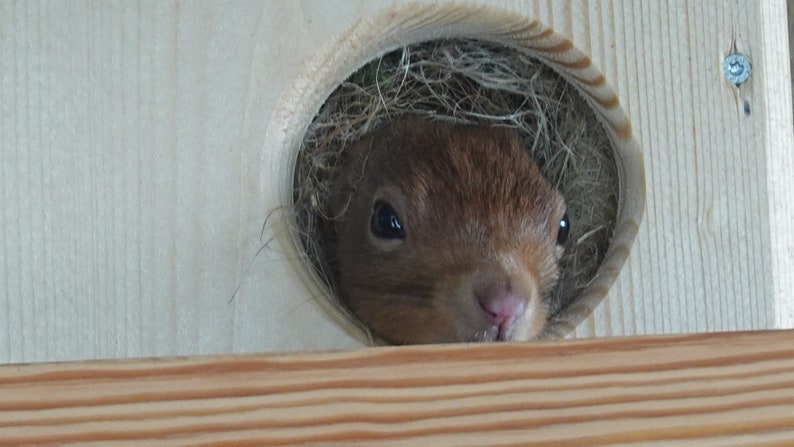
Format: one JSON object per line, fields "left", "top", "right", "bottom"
{"left": 294, "top": 39, "right": 618, "bottom": 335}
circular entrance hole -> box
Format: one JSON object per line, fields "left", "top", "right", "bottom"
{"left": 271, "top": 4, "right": 645, "bottom": 343}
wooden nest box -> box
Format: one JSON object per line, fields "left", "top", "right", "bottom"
{"left": 1, "top": 2, "right": 794, "bottom": 443}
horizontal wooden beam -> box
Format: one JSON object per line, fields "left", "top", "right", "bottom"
{"left": 2, "top": 330, "right": 794, "bottom": 446}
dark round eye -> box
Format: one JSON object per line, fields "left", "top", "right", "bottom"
{"left": 370, "top": 200, "right": 405, "bottom": 240}
{"left": 557, "top": 213, "right": 570, "bottom": 245}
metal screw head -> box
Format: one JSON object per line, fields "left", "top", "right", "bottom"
{"left": 723, "top": 54, "right": 751, "bottom": 85}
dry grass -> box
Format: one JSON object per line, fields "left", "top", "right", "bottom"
{"left": 293, "top": 39, "right": 618, "bottom": 334}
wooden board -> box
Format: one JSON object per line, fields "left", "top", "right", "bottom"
{"left": 1, "top": 330, "right": 794, "bottom": 446}
{"left": 1, "top": 0, "right": 793, "bottom": 363}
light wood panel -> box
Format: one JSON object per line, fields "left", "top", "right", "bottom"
{"left": 1, "top": 330, "right": 793, "bottom": 446}
{"left": 1, "top": 0, "right": 792, "bottom": 363}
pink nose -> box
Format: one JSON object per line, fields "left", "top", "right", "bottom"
{"left": 477, "top": 285, "right": 528, "bottom": 329}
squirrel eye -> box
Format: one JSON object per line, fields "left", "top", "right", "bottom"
{"left": 557, "top": 213, "right": 570, "bottom": 245}
{"left": 370, "top": 200, "right": 405, "bottom": 240}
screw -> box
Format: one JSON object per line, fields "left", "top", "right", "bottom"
{"left": 722, "top": 54, "right": 751, "bottom": 85}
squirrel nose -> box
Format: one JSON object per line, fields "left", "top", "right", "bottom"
{"left": 476, "top": 284, "right": 528, "bottom": 329}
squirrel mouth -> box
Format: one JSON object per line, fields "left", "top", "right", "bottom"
{"left": 477, "top": 324, "right": 512, "bottom": 342}
{"left": 496, "top": 322, "right": 512, "bottom": 342}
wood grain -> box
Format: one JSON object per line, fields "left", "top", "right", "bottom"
{"left": 0, "top": 0, "right": 792, "bottom": 363}
{"left": 1, "top": 330, "right": 794, "bottom": 446}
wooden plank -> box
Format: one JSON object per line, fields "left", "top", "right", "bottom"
{"left": 768, "top": 0, "right": 794, "bottom": 329}
{"left": 0, "top": 0, "right": 792, "bottom": 363}
{"left": 1, "top": 330, "right": 793, "bottom": 446}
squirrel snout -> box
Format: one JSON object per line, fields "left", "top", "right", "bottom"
{"left": 476, "top": 285, "right": 528, "bottom": 330}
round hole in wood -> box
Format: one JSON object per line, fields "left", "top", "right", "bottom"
{"left": 269, "top": 4, "right": 645, "bottom": 343}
